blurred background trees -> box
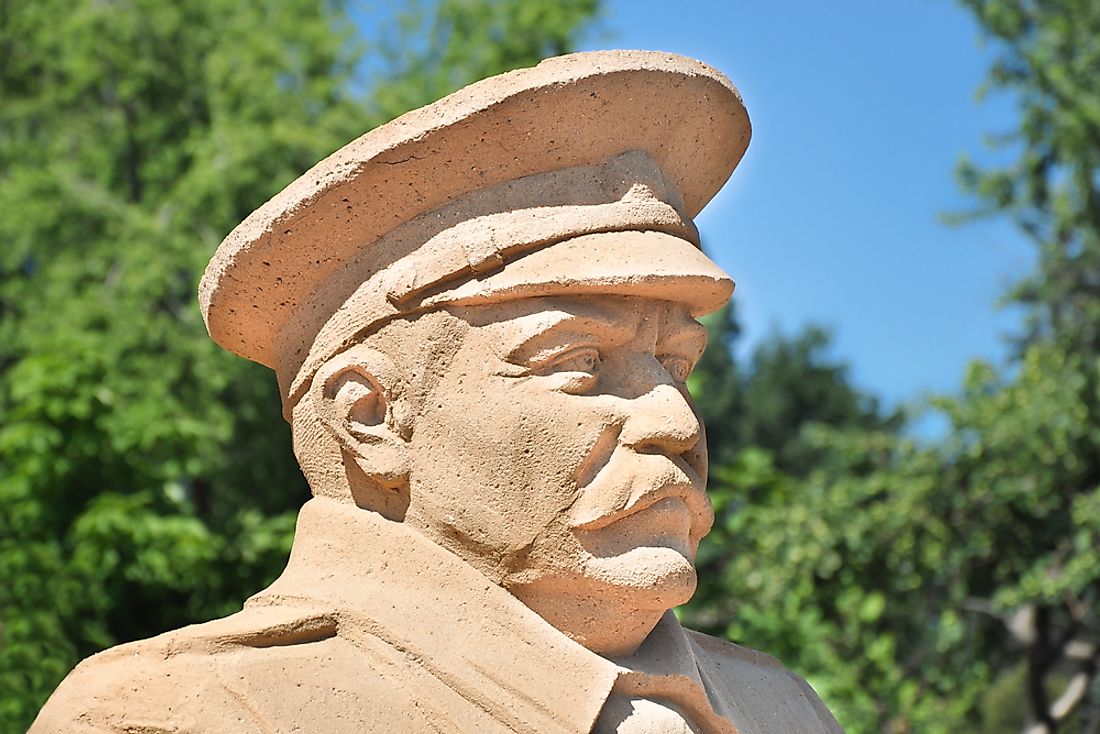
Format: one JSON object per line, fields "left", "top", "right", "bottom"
{"left": 1, "top": 0, "right": 1098, "bottom": 732}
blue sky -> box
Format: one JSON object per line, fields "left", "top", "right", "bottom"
{"left": 580, "top": 0, "right": 1035, "bottom": 410}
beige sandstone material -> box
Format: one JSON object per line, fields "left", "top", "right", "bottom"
{"left": 32, "top": 50, "right": 845, "bottom": 733}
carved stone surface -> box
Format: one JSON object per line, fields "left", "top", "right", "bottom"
{"left": 32, "top": 51, "right": 844, "bottom": 733}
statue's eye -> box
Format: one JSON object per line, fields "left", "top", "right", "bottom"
{"left": 530, "top": 346, "right": 600, "bottom": 394}
{"left": 548, "top": 347, "right": 600, "bottom": 375}
{"left": 659, "top": 355, "right": 694, "bottom": 383}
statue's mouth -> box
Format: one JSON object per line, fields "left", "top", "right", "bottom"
{"left": 577, "top": 495, "right": 700, "bottom": 563}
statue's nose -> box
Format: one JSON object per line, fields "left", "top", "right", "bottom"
{"left": 618, "top": 380, "right": 702, "bottom": 458}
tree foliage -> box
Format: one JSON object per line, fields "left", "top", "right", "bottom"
{"left": 689, "top": 347, "right": 1100, "bottom": 733}
{"left": 950, "top": 2, "right": 1100, "bottom": 729}
{"left": 0, "top": 0, "right": 598, "bottom": 729}
{"left": 957, "top": 0, "right": 1100, "bottom": 357}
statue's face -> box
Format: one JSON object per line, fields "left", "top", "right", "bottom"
{"left": 403, "top": 294, "right": 713, "bottom": 640}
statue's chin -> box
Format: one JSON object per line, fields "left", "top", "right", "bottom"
{"left": 505, "top": 546, "right": 698, "bottom": 657}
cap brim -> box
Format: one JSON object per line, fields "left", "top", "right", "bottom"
{"left": 424, "top": 231, "right": 734, "bottom": 316}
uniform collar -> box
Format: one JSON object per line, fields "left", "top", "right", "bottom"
{"left": 248, "top": 497, "right": 618, "bottom": 734}
{"left": 248, "top": 497, "right": 732, "bottom": 734}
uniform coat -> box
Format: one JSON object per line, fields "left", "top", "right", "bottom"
{"left": 33, "top": 498, "right": 842, "bottom": 734}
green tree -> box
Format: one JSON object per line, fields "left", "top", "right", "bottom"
{"left": 0, "top": 1, "right": 598, "bottom": 729}
{"left": 956, "top": 0, "right": 1100, "bottom": 358}
{"left": 733, "top": 324, "right": 900, "bottom": 475}
{"left": 947, "top": 1, "right": 1100, "bottom": 729}
{"left": 692, "top": 344, "right": 1100, "bottom": 734}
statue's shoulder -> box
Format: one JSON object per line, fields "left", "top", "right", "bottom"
{"left": 684, "top": 627, "right": 787, "bottom": 669}
{"left": 29, "top": 604, "right": 332, "bottom": 733}
{"left": 683, "top": 628, "right": 846, "bottom": 733}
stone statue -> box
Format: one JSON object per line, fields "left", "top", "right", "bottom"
{"left": 32, "top": 51, "right": 844, "bottom": 734}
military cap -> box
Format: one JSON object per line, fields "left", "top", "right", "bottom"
{"left": 198, "top": 50, "right": 751, "bottom": 409}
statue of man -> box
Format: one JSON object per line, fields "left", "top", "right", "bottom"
{"left": 32, "top": 51, "right": 844, "bottom": 734}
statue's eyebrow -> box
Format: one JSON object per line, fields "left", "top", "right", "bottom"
{"left": 657, "top": 314, "right": 708, "bottom": 360}
{"left": 504, "top": 311, "right": 633, "bottom": 365}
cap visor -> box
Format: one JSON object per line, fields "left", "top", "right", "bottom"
{"left": 424, "top": 231, "right": 733, "bottom": 316}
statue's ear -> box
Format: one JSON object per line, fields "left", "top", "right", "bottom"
{"left": 311, "top": 346, "right": 411, "bottom": 490}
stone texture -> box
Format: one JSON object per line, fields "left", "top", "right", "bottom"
{"left": 32, "top": 50, "right": 844, "bottom": 733}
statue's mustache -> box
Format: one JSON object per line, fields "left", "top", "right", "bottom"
{"left": 567, "top": 448, "right": 712, "bottom": 541}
